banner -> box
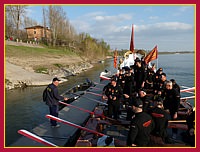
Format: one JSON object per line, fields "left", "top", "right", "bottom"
{"left": 144, "top": 45, "right": 158, "bottom": 64}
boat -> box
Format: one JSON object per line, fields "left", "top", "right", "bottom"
{"left": 14, "top": 76, "right": 195, "bottom": 147}
{"left": 74, "top": 78, "right": 195, "bottom": 147}
{"left": 11, "top": 79, "right": 103, "bottom": 147}
{"left": 14, "top": 25, "right": 195, "bottom": 147}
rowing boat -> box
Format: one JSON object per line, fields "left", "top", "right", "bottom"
{"left": 71, "top": 76, "right": 194, "bottom": 147}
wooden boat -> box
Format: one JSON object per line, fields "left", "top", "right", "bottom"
{"left": 73, "top": 78, "right": 195, "bottom": 147}
{"left": 15, "top": 77, "right": 195, "bottom": 147}
{"left": 15, "top": 24, "right": 195, "bottom": 147}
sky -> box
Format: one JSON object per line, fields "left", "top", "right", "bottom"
{"left": 26, "top": 5, "right": 195, "bottom": 52}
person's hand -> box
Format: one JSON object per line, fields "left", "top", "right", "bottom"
{"left": 173, "top": 112, "right": 178, "bottom": 119}
{"left": 64, "top": 97, "right": 69, "bottom": 100}
{"left": 123, "top": 94, "right": 129, "bottom": 98}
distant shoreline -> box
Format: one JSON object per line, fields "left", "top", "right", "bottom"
{"left": 158, "top": 51, "right": 194, "bottom": 54}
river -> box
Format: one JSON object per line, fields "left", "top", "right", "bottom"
{"left": 5, "top": 53, "right": 195, "bottom": 146}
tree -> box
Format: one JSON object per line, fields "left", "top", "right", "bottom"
{"left": 5, "top": 5, "right": 27, "bottom": 38}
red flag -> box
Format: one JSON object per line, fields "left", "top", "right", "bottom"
{"left": 144, "top": 45, "right": 158, "bottom": 64}
{"left": 130, "top": 24, "right": 134, "bottom": 52}
{"left": 113, "top": 50, "right": 117, "bottom": 68}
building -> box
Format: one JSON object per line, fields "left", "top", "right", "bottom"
{"left": 25, "top": 25, "right": 51, "bottom": 41}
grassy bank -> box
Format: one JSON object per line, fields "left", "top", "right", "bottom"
{"left": 6, "top": 45, "right": 78, "bottom": 58}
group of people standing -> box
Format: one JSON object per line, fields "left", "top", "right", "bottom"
{"left": 102, "top": 57, "right": 194, "bottom": 146}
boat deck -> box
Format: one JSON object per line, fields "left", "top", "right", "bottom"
{"left": 11, "top": 81, "right": 107, "bottom": 147}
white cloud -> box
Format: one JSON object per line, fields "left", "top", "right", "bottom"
{"left": 71, "top": 13, "right": 194, "bottom": 51}
{"left": 149, "top": 16, "right": 159, "bottom": 20}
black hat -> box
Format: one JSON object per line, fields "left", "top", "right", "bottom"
{"left": 53, "top": 77, "right": 61, "bottom": 82}
{"left": 134, "top": 58, "right": 141, "bottom": 63}
{"left": 170, "top": 79, "right": 175, "bottom": 83}
{"left": 132, "top": 97, "right": 143, "bottom": 108}
{"left": 161, "top": 73, "right": 166, "bottom": 77}
{"left": 110, "top": 76, "right": 117, "bottom": 82}
{"left": 157, "top": 97, "right": 163, "bottom": 105}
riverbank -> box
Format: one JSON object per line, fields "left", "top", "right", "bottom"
{"left": 5, "top": 41, "right": 96, "bottom": 90}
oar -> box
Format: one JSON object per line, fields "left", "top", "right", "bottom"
{"left": 59, "top": 101, "right": 94, "bottom": 116}
{"left": 59, "top": 101, "right": 117, "bottom": 122}
{"left": 70, "top": 92, "right": 108, "bottom": 106}
{"left": 86, "top": 91, "right": 103, "bottom": 97}
{"left": 168, "top": 120, "right": 187, "bottom": 123}
{"left": 180, "top": 96, "right": 195, "bottom": 100}
{"left": 168, "top": 123, "right": 188, "bottom": 130}
{"left": 89, "top": 86, "right": 102, "bottom": 91}
{"left": 46, "top": 115, "right": 105, "bottom": 137}
{"left": 94, "top": 82, "right": 106, "bottom": 86}
{"left": 181, "top": 86, "right": 193, "bottom": 89}
{"left": 180, "top": 87, "right": 195, "bottom": 93}
{"left": 18, "top": 129, "right": 58, "bottom": 147}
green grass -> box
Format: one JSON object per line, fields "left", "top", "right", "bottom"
{"left": 5, "top": 45, "right": 78, "bottom": 58}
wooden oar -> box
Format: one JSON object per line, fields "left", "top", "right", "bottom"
{"left": 86, "top": 91, "right": 103, "bottom": 97}
{"left": 168, "top": 120, "right": 187, "bottom": 123}
{"left": 59, "top": 101, "right": 118, "bottom": 122}
{"left": 89, "top": 86, "right": 102, "bottom": 91}
{"left": 70, "top": 92, "right": 108, "bottom": 106}
{"left": 180, "top": 87, "right": 195, "bottom": 93}
{"left": 18, "top": 129, "right": 58, "bottom": 147}
{"left": 59, "top": 101, "right": 94, "bottom": 115}
{"left": 180, "top": 96, "right": 195, "bottom": 100}
{"left": 94, "top": 82, "right": 106, "bottom": 86}
{"left": 46, "top": 115, "right": 105, "bottom": 136}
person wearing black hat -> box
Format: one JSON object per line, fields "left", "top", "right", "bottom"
{"left": 170, "top": 79, "right": 180, "bottom": 93}
{"left": 127, "top": 97, "right": 154, "bottom": 147}
{"left": 149, "top": 97, "right": 171, "bottom": 144}
{"left": 153, "top": 67, "right": 163, "bottom": 94}
{"left": 163, "top": 81, "right": 180, "bottom": 139}
{"left": 134, "top": 59, "right": 147, "bottom": 91}
{"left": 43, "top": 77, "right": 69, "bottom": 128}
{"left": 105, "top": 77, "right": 123, "bottom": 119}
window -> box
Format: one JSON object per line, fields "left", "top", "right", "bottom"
{"left": 34, "top": 31, "right": 36, "bottom": 34}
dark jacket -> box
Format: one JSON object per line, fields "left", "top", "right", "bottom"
{"left": 150, "top": 107, "right": 169, "bottom": 139}
{"left": 127, "top": 112, "right": 154, "bottom": 146}
{"left": 45, "top": 83, "right": 64, "bottom": 106}
{"left": 163, "top": 88, "right": 180, "bottom": 114}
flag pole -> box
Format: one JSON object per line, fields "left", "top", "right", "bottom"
{"left": 156, "top": 57, "right": 158, "bottom": 70}
{"left": 156, "top": 46, "right": 158, "bottom": 69}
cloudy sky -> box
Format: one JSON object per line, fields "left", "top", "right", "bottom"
{"left": 27, "top": 5, "right": 195, "bottom": 52}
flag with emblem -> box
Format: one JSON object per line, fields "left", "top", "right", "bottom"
{"left": 144, "top": 45, "right": 158, "bottom": 64}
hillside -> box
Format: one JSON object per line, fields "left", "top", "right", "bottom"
{"left": 5, "top": 41, "right": 93, "bottom": 90}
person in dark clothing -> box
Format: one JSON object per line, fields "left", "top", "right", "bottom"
{"left": 127, "top": 98, "right": 154, "bottom": 147}
{"left": 123, "top": 70, "right": 134, "bottom": 96}
{"left": 116, "top": 69, "right": 125, "bottom": 90}
{"left": 134, "top": 59, "right": 147, "bottom": 91}
{"left": 138, "top": 89, "right": 151, "bottom": 113}
{"left": 145, "top": 67, "right": 155, "bottom": 91}
{"left": 163, "top": 81, "right": 180, "bottom": 139}
{"left": 105, "top": 78, "right": 123, "bottom": 119}
{"left": 153, "top": 68, "right": 163, "bottom": 94}
{"left": 182, "top": 108, "right": 195, "bottom": 146}
{"left": 170, "top": 79, "right": 181, "bottom": 93}
{"left": 44, "top": 77, "right": 69, "bottom": 128}
{"left": 149, "top": 98, "right": 171, "bottom": 144}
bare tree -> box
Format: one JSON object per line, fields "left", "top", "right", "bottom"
{"left": 6, "top": 5, "right": 27, "bottom": 38}
{"left": 24, "top": 16, "right": 38, "bottom": 27}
